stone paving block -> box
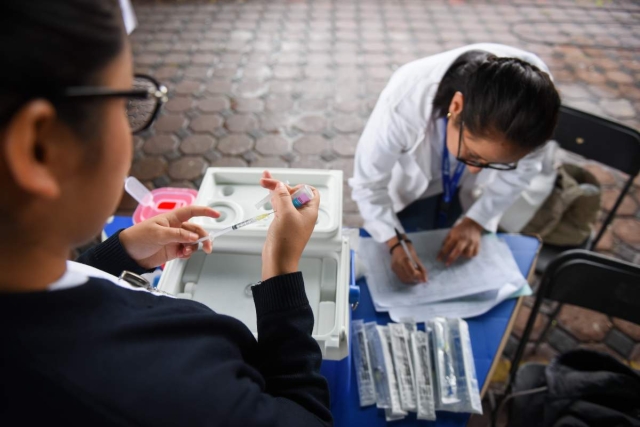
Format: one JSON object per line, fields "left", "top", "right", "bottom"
{"left": 209, "top": 157, "right": 248, "bottom": 168}
{"left": 155, "top": 114, "right": 188, "bottom": 133}
{"left": 234, "top": 81, "right": 270, "bottom": 98}
{"left": 557, "top": 305, "right": 612, "bottom": 342}
{"left": 294, "top": 135, "right": 331, "bottom": 155}
{"left": 164, "top": 96, "right": 193, "bottom": 113}
{"left": 207, "top": 80, "right": 233, "bottom": 95}
{"left": 547, "top": 327, "right": 579, "bottom": 354}
{"left": 130, "top": 156, "right": 168, "bottom": 181}
{"left": 197, "top": 97, "right": 231, "bottom": 113}
{"left": 265, "top": 95, "right": 294, "bottom": 113}
{"left": 332, "top": 134, "right": 359, "bottom": 157}
{"left": 611, "top": 318, "right": 640, "bottom": 342}
{"left": 180, "top": 135, "right": 216, "bottom": 155}
{"left": 143, "top": 135, "right": 179, "bottom": 155}
{"left": 599, "top": 99, "right": 636, "bottom": 119}
{"left": 217, "top": 134, "right": 254, "bottom": 156}
{"left": 174, "top": 80, "right": 204, "bottom": 96}
{"left": 293, "top": 115, "right": 327, "bottom": 133}
{"left": 601, "top": 188, "right": 638, "bottom": 215}
{"left": 292, "top": 155, "right": 326, "bottom": 169}
{"left": 242, "top": 151, "right": 260, "bottom": 164}
{"left": 225, "top": 114, "right": 259, "bottom": 133}
{"left": 298, "top": 98, "right": 328, "bottom": 112}
{"left": 332, "top": 116, "right": 365, "bottom": 134}
{"left": 190, "top": 115, "right": 224, "bottom": 134}
{"left": 168, "top": 157, "right": 207, "bottom": 181}
{"left": 605, "top": 328, "right": 636, "bottom": 358}
{"left": 612, "top": 219, "right": 640, "bottom": 245}
{"left": 232, "top": 98, "right": 265, "bottom": 113}
{"left": 513, "top": 305, "right": 549, "bottom": 341}
{"left": 255, "top": 135, "right": 290, "bottom": 156}
{"left": 260, "top": 114, "right": 290, "bottom": 133}
{"left": 251, "top": 156, "right": 289, "bottom": 168}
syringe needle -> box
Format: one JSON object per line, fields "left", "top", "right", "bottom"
{"left": 193, "top": 211, "right": 274, "bottom": 244}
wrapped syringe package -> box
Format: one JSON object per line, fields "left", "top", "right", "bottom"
{"left": 389, "top": 323, "right": 416, "bottom": 412}
{"left": 379, "top": 326, "right": 407, "bottom": 419}
{"left": 411, "top": 330, "right": 436, "bottom": 420}
{"left": 429, "top": 317, "right": 482, "bottom": 414}
{"left": 351, "top": 320, "right": 376, "bottom": 407}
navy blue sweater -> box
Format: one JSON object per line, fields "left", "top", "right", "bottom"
{"left": 0, "top": 233, "right": 332, "bottom": 427}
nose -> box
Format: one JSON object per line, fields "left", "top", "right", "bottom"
{"left": 467, "top": 166, "right": 482, "bottom": 174}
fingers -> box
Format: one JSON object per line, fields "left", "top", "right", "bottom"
{"left": 415, "top": 260, "right": 428, "bottom": 283}
{"left": 437, "top": 233, "right": 456, "bottom": 263}
{"left": 170, "top": 206, "right": 220, "bottom": 223}
{"left": 269, "top": 181, "right": 297, "bottom": 215}
{"left": 446, "top": 241, "right": 468, "bottom": 266}
{"left": 260, "top": 177, "right": 296, "bottom": 194}
{"left": 182, "top": 222, "right": 213, "bottom": 254}
{"left": 159, "top": 227, "right": 201, "bottom": 245}
{"left": 463, "top": 242, "right": 479, "bottom": 258}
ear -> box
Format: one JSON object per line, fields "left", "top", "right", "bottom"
{"left": 448, "top": 91, "right": 465, "bottom": 118}
{"left": 2, "top": 100, "right": 61, "bottom": 199}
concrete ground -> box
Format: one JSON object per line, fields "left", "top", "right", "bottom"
{"left": 127, "top": 0, "right": 640, "bottom": 418}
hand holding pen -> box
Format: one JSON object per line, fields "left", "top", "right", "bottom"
{"left": 388, "top": 228, "right": 428, "bottom": 285}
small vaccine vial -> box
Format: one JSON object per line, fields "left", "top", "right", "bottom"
{"left": 291, "top": 185, "right": 314, "bottom": 208}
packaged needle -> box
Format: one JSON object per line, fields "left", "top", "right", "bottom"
{"left": 351, "top": 320, "right": 376, "bottom": 407}
{"left": 411, "top": 330, "right": 436, "bottom": 420}
{"left": 389, "top": 323, "right": 416, "bottom": 412}
{"left": 364, "top": 322, "right": 391, "bottom": 409}
{"left": 379, "top": 326, "right": 406, "bottom": 418}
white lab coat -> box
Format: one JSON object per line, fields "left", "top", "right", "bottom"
{"left": 349, "top": 43, "right": 555, "bottom": 243}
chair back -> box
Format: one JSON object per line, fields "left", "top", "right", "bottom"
{"left": 539, "top": 249, "right": 640, "bottom": 325}
{"left": 553, "top": 105, "right": 640, "bottom": 177}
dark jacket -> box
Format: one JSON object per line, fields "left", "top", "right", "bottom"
{"left": 0, "top": 232, "right": 332, "bottom": 427}
{"left": 511, "top": 349, "right": 640, "bottom": 427}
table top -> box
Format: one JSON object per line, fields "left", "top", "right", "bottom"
{"left": 331, "top": 233, "right": 541, "bottom": 427}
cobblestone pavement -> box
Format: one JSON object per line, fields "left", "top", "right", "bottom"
{"left": 127, "top": 0, "right": 640, "bottom": 407}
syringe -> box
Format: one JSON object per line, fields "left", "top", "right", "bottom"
{"left": 194, "top": 211, "right": 274, "bottom": 243}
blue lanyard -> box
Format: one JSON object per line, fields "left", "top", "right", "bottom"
{"left": 439, "top": 118, "right": 465, "bottom": 225}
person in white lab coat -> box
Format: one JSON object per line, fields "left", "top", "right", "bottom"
{"left": 350, "top": 44, "right": 561, "bottom": 284}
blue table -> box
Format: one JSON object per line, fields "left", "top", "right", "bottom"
{"left": 331, "top": 232, "right": 540, "bottom": 427}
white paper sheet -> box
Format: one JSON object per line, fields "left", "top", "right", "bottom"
{"left": 358, "top": 230, "right": 528, "bottom": 313}
{"left": 389, "top": 282, "right": 532, "bottom": 322}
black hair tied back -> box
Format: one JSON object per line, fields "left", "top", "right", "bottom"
{"left": 433, "top": 50, "right": 561, "bottom": 151}
{"left": 0, "top": 0, "right": 124, "bottom": 135}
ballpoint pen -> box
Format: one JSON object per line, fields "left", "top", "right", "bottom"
{"left": 394, "top": 227, "right": 420, "bottom": 270}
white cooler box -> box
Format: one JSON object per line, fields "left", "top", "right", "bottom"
{"left": 158, "top": 168, "right": 351, "bottom": 361}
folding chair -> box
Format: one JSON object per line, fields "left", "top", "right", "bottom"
{"left": 496, "top": 250, "right": 640, "bottom": 426}
{"left": 531, "top": 105, "right": 640, "bottom": 350}
{"left": 536, "top": 105, "right": 640, "bottom": 273}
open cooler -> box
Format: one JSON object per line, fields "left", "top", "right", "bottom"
{"left": 158, "top": 168, "right": 352, "bottom": 363}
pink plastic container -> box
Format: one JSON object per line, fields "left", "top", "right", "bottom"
{"left": 132, "top": 187, "right": 199, "bottom": 224}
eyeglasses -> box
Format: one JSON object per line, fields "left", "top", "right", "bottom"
{"left": 64, "top": 74, "right": 168, "bottom": 134}
{"left": 456, "top": 120, "right": 518, "bottom": 171}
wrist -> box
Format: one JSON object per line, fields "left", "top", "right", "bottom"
{"left": 386, "top": 234, "right": 407, "bottom": 248}
{"left": 462, "top": 216, "right": 484, "bottom": 231}
{"left": 262, "top": 249, "right": 299, "bottom": 281}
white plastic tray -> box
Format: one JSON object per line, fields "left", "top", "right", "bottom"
{"left": 158, "top": 168, "right": 350, "bottom": 360}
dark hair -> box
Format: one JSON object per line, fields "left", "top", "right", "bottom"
{"left": 433, "top": 50, "right": 561, "bottom": 151}
{"left": 0, "top": 0, "right": 124, "bottom": 136}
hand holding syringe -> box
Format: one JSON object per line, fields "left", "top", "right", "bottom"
{"left": 194, "top": 184, "right": 315, "bottom": 244}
